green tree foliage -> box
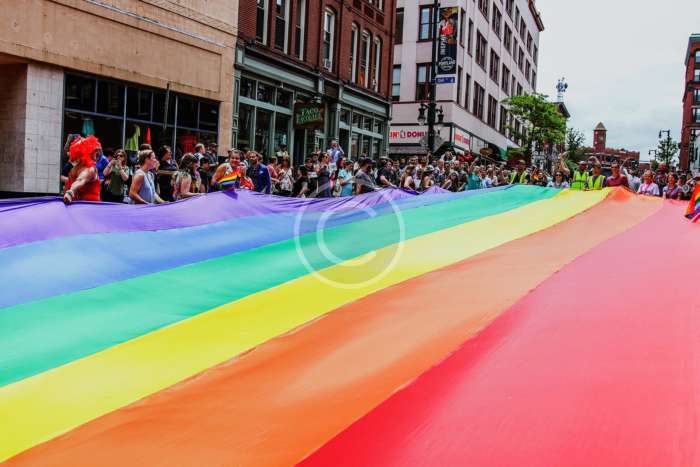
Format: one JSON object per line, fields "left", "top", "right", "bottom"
{"left": 656, "top": 136, "right": 679, "bottom": 167}
{"left": 502, "top": 93, "right": 567, "bottom": 159}
{"left": 563, "top": 127, "right": 586, "bottom": 172}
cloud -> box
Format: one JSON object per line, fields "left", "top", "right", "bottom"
{"left": 535, "top": 0, "right": 696, "bottom": 159}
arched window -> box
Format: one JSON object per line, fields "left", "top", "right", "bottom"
{"left": 322, "top": 8, "right": 336, "bottom": 70}
{"left": 359, "top": 31, "right": 371, "bottom": 87}
{"left": 350, "top": 24, "right": 359, "bottom": 83}
{"left": 373, "top": 37, "right": 381, "bottom": 91}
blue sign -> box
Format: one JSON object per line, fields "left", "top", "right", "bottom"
{"left": 434, "top": 76, "right": 456, "bottom": 84}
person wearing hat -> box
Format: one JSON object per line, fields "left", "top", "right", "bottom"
{"left": 509, "top": 159, "right": 530, "bottom": 185}
{"left": 418, "top": 165, "right": 435, "bottom": 192}
{"left": 587, "top": 161, "right": 606, "bottom": 190}
{"left": 570, "top": 159, "right": 590, "bottom": 191}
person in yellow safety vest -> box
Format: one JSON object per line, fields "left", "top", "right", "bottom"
{"left": 570, "top": 159, "right": 589, "bottom": 191}
{"left": 587, "top": 162, "right": 606, "bottom": 190}
{"left": 509, "top": 159, "right": 530, "bottom": 184}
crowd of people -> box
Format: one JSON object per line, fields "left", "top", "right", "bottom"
{"left": 60, "top": 133, "right": 699, "bottom": 205}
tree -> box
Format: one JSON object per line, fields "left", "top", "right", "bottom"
{"left": 502, "top": 93, "right": 567, "bottom": 160}
{"left": 563, "top": 127, "right": 586, "bottom": 172}
{"left": 656, "top": 136, "right": 679, "bottom": 167}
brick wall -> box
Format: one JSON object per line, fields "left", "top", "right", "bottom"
{"left": 681, "top": 40, "right": 700, "bottom": 170}
{"left": 240, "top": 0, "right": 395, "bottom": 102}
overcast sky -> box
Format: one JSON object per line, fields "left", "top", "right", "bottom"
{"left": 535, "top": 0, "right": 697, "bottom": 160}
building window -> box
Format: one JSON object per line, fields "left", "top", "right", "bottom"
{"left": 518, "top": 48, "right": 524, "bottom": 71}
{"left": 694, "top": 108, "right": 700, "bottom": 123}
{"left": 515, "top": 7, "right": 520, "bottom": 30}
{"left": 505, "top": 0, "right": 513, "bottom": 17}
{"left": 694, "top": 89, "right": 700, "bottom": 104}
{"left": 350, "top": 24, "right": 358, "bottom": 82}
{"left": 456, "top": 66, "right": 462, "bottom": 103}
{"left": 465, "top": 74, "right": 471, "bottom": 110}
{"left": 416, "top": 63, "right": 431, "bottom": 101}
{"left": 373, "top": 37, "right": 381, "bottom": 91}
{"left": 487, "top": 95, "right": 497, "bottom": 128}
{"left": 418, "top": 6, "right": 434, "bottom": 41}
{"left": 696, "top": 49, "right": 700, "bottom": 66}
{"left": 492, "top": 7, "right": 501, "bottom": 37}
{"left": 504, "top": 26, "right": 512, "bottom": 54}
{"left": 499, "top": 106, "right": 508, "bottom": 134}
{"left": 501, "top": 65, "right": 510, "bottom": 94}
{"left": 473, "top": 82, "right": 485, "bottom": 120}
{"left": 517, "top": 82, "right": 523, "bottom": 95}
{"left": 533, "top": 44, "right": 538, "bottom": 64}
{"left": 359, "top": 31, "right": 371, "bottom": 87}
{"left": 525, "top": 61, "right": 531, "bottom": 83}
{"left": 294, "top": 0, "right": 306, "bottom": 59}
{"left": 478, "top": 0, "right": 488, "bottom": 19}
{"left": 695, "top": 69, "right": 700, "bottom": 82}
{"left": 475, "top": 32, "right": 487, "bottom": 69}
{"left": 459, "top": 9, "right": 466, "bottom": 46}
{"left": 520, "top": 19, "right": 526, "bottom": 40}
{"left": 467, "top": 20, "right": 474, "bottom": 56}
{"left": 531, "top": 70, "right": 537, "bottom": 89}
{"left": 256, "top": 0, "right": 268, "bottom": 43}
{"left": 274, "top": 0, "right": 290, "bottom": 51}
{"left": 511, "top": 76, "right": 516, "bottom": 96}
{"left": 392, "top": 66, "right": 401, "bottom": 101}
{"left": 527, "top": 33, "right": 533, "bottom": 55}
{"left": 489, "top": 50, "right": 499, "bottom": 83}
{"left": 395, "top": 9, "right": 404, "bottom": 44}
{"left": 322, "top": 9, "right": 335, "bottom": 70}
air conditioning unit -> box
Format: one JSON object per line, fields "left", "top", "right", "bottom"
{"left": 323, "top": 59, "right": 332, "bottom": 70}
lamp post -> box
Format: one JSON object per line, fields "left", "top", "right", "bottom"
{"left": 658, "top": 129, "right": 671, "bottom": 140}
{"left": 416, "top": 0, "right": 440, "bottom": 154}
{"left": 648, "top": 149, "right": 657, "bottom": 161}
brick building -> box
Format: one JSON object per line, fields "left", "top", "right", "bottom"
{"left": 235, "top": 0, "right": 395, "bottom": 164}
{"left": 583, "top": 122, "right": 640, "bottom": 167}
{"left": 680, "top": 34, "right": 700, "bottom": 173}
{"left": 0, "top": 0, "right": 237, "bottom": 195}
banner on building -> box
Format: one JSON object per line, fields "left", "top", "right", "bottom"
{"left": 437, "top": 7, "right": 459, "bottom": 76}
{"left": 294, "top": 103, "right": 325, "bottom": 129}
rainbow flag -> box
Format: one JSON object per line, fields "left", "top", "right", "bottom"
{"left": 686, "top": 184, "right": 700, "bottom": 220}
{"left": 217, "top": 169, "right": 240, "bottom": 189}
{"left": 1, "top": 186, "right": 698, "bottom": 466}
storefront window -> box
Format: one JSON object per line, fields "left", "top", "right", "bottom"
{"left": 362, "top": 116, "right": 372, "bottom": 131}
{"left": 65, "top": 75, "right": 95, "bottom": 112}
{"left": 351, "top": 133, "right": 359, "bottom": 158}
{"left": 372, "top": 138, "right": 381, "bottom": 157}
{"left": 257, "top": 83, "right": 274, "bottom": 103}
{"left": 241, "top": 78, "right": 256, "bottom": 99}
{"left": 352, "top": 113, "right": 361, "bottom": 128}
{"left": 340, "top": 109, "right": 350, "bottom": 125}
{"left": 97, "top": 81, "right": 124, "bottom": 116}
{"left": 255, "top": 108, "right": 272, "bottom": 157}
{"left": 199, "top": 102, "right": 219, "bottom": 132}
{"left": 277, "top": 89, "right": 293, "bottom": 108}
{"left": 153, "top": 92, "right": 175, "bottom": 125}
{"left": 126, "top": 87, "right": 152, "bottom": 121}
{"left": 274, "top": 113, "right": 290, "bottom": 151}
{"left": 361, "top": 136, "right": 371, "bottom": 157}
{"left": 177, "top": 97, "right": 198, "bottom": 129}
{"left": 238, "top": 104, "right": 253, "bottom": 150}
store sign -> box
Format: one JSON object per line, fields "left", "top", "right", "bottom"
{"left": 437, "top": 7, "right": 459, "bottom": 75}
{"left": 452, "top": 127, "right": 471, "bottom": 150}
{"left": 389, "top": 127, "right": 427, "bottom": 145}
{"left": 294, "top": 103, "right": 325, "bottom": 129}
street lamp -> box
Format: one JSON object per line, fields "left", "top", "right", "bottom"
{"left": 417, "top": 103, "right": 427, "bottom": 125}
{"left": 659, "top": 129, "right": 671, "bottom": 140}
{"left": 414, "top": 0, "right": 440, "bottom": 153}
{"left": 648, "top": 149, "right": 657, "bottom": 160}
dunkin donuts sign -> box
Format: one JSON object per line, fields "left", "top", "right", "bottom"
{"left": 389, "top": 127, "right": 427, "bottom": 144}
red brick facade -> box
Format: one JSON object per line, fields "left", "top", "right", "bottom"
{"left": 238, "top": 0, "right": 395, "bottom": 100}
{"left": 680, "top": 35, "right": 700, "bottom": 171}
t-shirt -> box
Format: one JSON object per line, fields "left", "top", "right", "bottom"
{"left": 338, "top": 169, "right": 354, "bottom": 197}
{"left": 376, "top": 167, "right": 394, "bottom": 187}
{"left": 355, "top": 169, "right": 375, "bottom": 194}
{"left": 316, "top": 165, "right": 331, "bottom": 197}
{"left": 663, "top": 185, "right": 681, "bottom": 199}
{"left": 606, "top": 175, "right": 629, "bottom": 188}
{"left": 638, "top": 182, "right": 660, "bottom": 196}
{"left": 466, "top": 172, "right": 481, "bottom": 190}
{"left": 199, "top": 169, "right": 213, "bottom": 193}
{"left": 252, "top": 164, "right": 271, "bottom": 194}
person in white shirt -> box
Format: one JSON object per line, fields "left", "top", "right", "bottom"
{"left": 637, "top": 170, "right": 660, "bottom": 196}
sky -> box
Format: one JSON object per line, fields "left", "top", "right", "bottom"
{"left": 535, "top": 0, "right": 698, "bottom": 160}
